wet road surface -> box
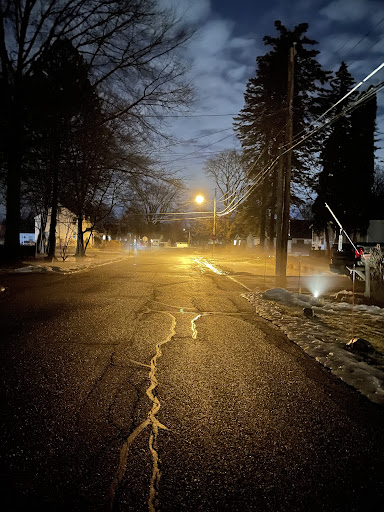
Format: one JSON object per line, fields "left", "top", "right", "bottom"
{"left": 1, "top": 250, "right": 384, "bottom": 511}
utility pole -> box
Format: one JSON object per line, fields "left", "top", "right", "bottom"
{"left": 212, "top": 188, "right": 217, "bottom": 254}
{"left": 275, "top": 149, "right": 284, "bottom": 276}
{"left": 275, "top": 44, "right": 295, "bottom": 277}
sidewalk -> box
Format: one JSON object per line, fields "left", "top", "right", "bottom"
{"left": 208, "top": 250, "right": 376, "bottom": 304}
{"left": 0, "top": 248, "right": 130, "bottom": 278}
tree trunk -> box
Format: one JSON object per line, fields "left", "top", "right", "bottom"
{"left": 47, "top": 164, "right": 59, "bottom": 261}
{"left": 76, "top": 215, "right": 85, "bottom": 257}
{"left": 3, "top": 98, "right": 23, "bottom": 263}
{"left": 36, "top": 208, "right": 48, "bottom": 255}
{"left": 84, "top": 229, "right": 94, "bottom": 252}
{"left": 4, "top": 151, "right": 22, "bottom": 263}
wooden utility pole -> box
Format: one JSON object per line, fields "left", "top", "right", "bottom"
{"left": 275, "top": 149, "right": 284, "bottom": 276}
{"left": 212, "top": 188, "right": 217, "bottom": 254}
{"left": 275, "top": 44, "right": 295, "bottom": 277}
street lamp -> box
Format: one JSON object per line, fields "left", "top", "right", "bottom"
{"left": 212, "top": 188, "right": 217, "bottom": 253}
{"left": 195, "top": 191, "right": 217, "bottom": 252}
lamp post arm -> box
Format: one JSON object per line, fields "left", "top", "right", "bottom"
{"left": 325, "top": 203, "right": 359, "bottom": 253}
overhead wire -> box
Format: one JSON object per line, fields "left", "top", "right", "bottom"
{"left": 156, "top": 127, "right": 233, "bottom": 152}
{"left": 160, "top": 132, "right": 237, "bottom": 165}
{"left": 324, "top": 15, "right": 384, "bottom": 72}
{"left": 157, "top": 22, "right": 384, "bottom": 166}
{"left": 160, "top": 215, "right": 214, "bottom": 221}
{"left": 217, "top": 75, "right": 384, "bottom": 217}
{"left": 141, "top": 113, "right": 237, "bottom": 118}
{"left": 146, "top": 59, "right": 384, "bottom": 221}
{"left": 269, "top": 60, "right": 384, "bottom": 158}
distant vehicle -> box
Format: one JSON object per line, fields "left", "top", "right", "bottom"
{"left": 329, "top": 243, "right": 364, "bottom": 275}
{"left": 354, "top": 242, "right": 384, "bottom": 259}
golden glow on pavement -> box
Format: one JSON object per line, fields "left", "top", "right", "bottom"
{"left": 193, "top": 257, "right": 224, "bottom": 274}
{"left": 191, "top": 314, "right": 201, "bottom": 339}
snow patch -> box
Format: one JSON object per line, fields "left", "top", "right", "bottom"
{"left": 244, "top": 288, "right": 384, "bottom": 405}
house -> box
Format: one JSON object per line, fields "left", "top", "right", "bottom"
{"left": 233, "top": 233, "right": 259, "bottom": 247}
{"left": 20, "top": 233, "right": 35, "bottom": 245}
{"left": 0, "top": 226, "right": 35, "bottom": 246}
{"left": 357, "top": 220, "right": 384, "bottom": 243}
{"left": 35, "top": 206, "right": 95, "bottom": 253}
{"left": 288, "top": 219, "right": 312, "bottom": 256}
{"left": 311, "top": 219, "right": 384, "bottom": 251}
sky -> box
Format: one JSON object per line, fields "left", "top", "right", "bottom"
{"left": 2, "top": 0, "right": 383, "bottom": 221}
{"left": 5, "top": 253, "right": 384, "bottom": 405}
{"left": 158, "top": 0, "right": 384, "bottom": 202}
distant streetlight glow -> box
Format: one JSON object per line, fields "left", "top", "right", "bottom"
{"left": 195, "top": 195, "right": 204, "bottom": 204}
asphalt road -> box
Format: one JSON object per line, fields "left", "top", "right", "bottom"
{"left": 1, "top": 250, "right": 384, "bottom": 512}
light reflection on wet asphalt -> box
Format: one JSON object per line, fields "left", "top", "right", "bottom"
{"left": 110, "top": 256, "right": 250, "bottom": 511}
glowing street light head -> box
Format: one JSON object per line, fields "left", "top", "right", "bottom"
{"left": 195, "top": 194, "right": 204, "bottom": 204}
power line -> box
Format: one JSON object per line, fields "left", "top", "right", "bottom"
{"left": 160, "top": 215, "right": 214, "bottom": 222}
{"left": 156, "top": 127, "right": 233, "bottom": 152}
{"left": 142, "top": 113, "right": 237, "bottom": 118}
{"left": 149, "top": 79, "right": 377, "bottom": 222}
{"left": 325, "top": 15, "right": 384, "bottom": 72}
{"left": 161, "top": 133, "right": 237, "bottom": 165}
{"left": 218, "top": 78, "right": 384, "bottom": 217}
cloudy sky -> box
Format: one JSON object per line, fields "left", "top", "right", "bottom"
{"left": 157, "top": 0, "right": 384, "bottom": 198}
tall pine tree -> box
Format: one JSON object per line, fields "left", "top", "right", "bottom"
{"left": 348, "top": 87, "right": 377, "bottom": 235}
{"left": 234, "top": 21, "right": 329, "bottom": 247}
{"left": 312, "top": 62, "right": 377, "bottom": 243}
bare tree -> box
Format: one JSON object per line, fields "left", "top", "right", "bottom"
{"left": 204, "top": 149, "right": 248, "bottom": 242}
{"left": 124, "top": 175, "right": 186, "bottom": 235}
{"left": 0, "top": 0, "right": 194, "bottom": 262}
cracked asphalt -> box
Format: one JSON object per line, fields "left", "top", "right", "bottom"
{"left": 1, "top": 249, "right": 384, "bottom": 512}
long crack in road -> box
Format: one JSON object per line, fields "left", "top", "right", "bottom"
{"left": 110, "top": 257, "right": 245, "bottom": 512}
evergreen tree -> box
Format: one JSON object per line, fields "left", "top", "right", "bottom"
{"left": 0, "top": 0, "right": 193, "bottom": 263}
{"left": 348, "top": 87, "right": 376, "bottom": 235}
{"left": 371, "top": 166, "right": 384, "bottom": 220}
{"left": 312, "top": 62, "right": 355, "bottom": 242}
{"left": 26, "top": 39, "right": 132, "bottom": 258}
{"left": 312, "top": 63, "right": 377, "bottom": 242}
{"left": 25, "top": 39, "right": 97, "bottom": 258}
{"left": 234, "top": 21, "right": 330, "bottom": 245}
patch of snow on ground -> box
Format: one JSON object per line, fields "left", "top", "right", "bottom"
{"left": 12, "top": 265, "right": 55, "bottom": 273}
{"left": 11, "top": 264, "right": 79, "bottom": 274}
{"left": 243, "top": 288, "right": 384, "bottom": 405}
{"left": 7, "top": 256, "right": 128, "bottom": 275}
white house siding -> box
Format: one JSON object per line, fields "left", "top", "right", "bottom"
{"left": 35, "top": 207, "right": 94, "bottom": 251}
{"left": 362, "top": 220, "right": 384, "bottom": 243}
